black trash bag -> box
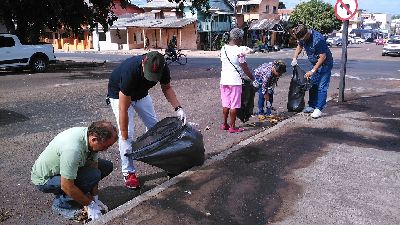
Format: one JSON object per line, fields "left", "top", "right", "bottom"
{"left": 125, "top": 117, "right": 205, "bottom": 175}
{"left": 287, "top": 65, "right": 312, "bottom": 112}
{"left": 237, "top": 79, "right": 257, "bottom": 123}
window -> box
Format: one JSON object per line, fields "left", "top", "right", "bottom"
{"left": 98, "top": 32, "right": 106, "bottom": 41}
{"left": 265, "top": 5, "right": 270, "bottom": 13}
{"left": 273, "top": 6, "right": 277, "bottom": 13}
{"left": 0, "top": 36, "right": 15, "bottom": 48}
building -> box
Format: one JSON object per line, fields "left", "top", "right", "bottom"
{"left": 92, "top": 0, "right": 234, "bottom": 51}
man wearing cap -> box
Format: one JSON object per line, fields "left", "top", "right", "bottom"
{"left": 107, "top": 51, "right": 187, "bottom": 189}
{"left": 291, "top": 24, "right": 333, "bottom": 119}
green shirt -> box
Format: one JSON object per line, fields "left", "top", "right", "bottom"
{"left": 31, "top": 127, "right": 98, "bottom": 185}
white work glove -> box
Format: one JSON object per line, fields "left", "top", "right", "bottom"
{"left": 87, "top": 200, "right": 102, "bottom": 221}
{"left": 93, "top": 195, "right": 108, "bottom": 213}
{"left": 252, "top": 80, "right": 260, "bottom": 88}
{"left": 266, "top": 101, "right": 272, "bottom": 108}
{"left": 176, "top": 108, "right": 187, "bottom": 125}
{"left": 291, "top": 58, "right": 298, "bottom": 66}
{"left": 120, "top": 139, "right": 132, "bottom": 156}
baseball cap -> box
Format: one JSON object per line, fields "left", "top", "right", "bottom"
{"left": 294, "top": 24, "right": 308, "bottom": 40}
{"left": 143, "top": 51, "right": 165, "bottom": 82}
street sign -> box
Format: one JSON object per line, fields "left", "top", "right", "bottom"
{"left": 335, "top": 0, "right": 358, "bottom": 21}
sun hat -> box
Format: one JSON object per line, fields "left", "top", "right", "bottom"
{"left": 143, "top": 51, "right": 165, "bottom": 82}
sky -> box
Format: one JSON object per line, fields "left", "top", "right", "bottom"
{"left": 283, "top": 0, "right": 400, "bottom": 15}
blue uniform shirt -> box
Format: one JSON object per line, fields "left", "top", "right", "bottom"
{"left": 299, "top": 30, "right": 333, "bottom": 72}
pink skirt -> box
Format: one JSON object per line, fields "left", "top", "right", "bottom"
{"left": 220, "top": 85, "right": 242, "bottom": 109}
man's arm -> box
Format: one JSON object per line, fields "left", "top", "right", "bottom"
{"left": 118, "top": 91, "right": 132, "bottom": 140}
{"left": 293, "top": 44, "right": 303, "bottom": 60}
{"left": 88, "top": 162, "right": 99, "bottom": 196}
{"left": 305, "top": 53, "right": 326, "bottom": 78}
{"left": 161, "top": 83, "right": 181, "bottom": 109}
{"left": 61, "top": 176, "right": 93, "bottom": 206}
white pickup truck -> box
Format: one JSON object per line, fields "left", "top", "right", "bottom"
{"left": 0, "top": 34, "right": 56, "bottom": 72}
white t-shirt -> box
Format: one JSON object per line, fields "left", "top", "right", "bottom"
{"left": 220, "top": 45, "right": 247, "bottom": 85}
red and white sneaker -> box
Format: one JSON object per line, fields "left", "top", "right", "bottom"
{"left": 124, "top": 173, "right": 140, "bottom": 189}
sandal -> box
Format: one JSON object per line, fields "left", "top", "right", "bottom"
{"left": 228, "top": 127, "right": 244, "bottom": 133}
{"left": 220, "top": 124, "right": 230, "bottom": 130}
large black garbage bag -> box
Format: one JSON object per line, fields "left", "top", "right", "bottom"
{"left": 237, "top": 79, "right": 257, "bottom": 123}
{"left": 287, "top": 65, "right": 311, "bottom": 112}
{"left": 126, "top": 117, "right": 205, "bottom": 175}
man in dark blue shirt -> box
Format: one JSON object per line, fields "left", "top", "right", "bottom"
{"left": 291, "top": 24, "right": 333, "bottom": 119}
{"left": 107, "top": 51, "right": 187, "bottom": 189}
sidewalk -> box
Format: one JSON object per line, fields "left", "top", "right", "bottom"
{"left": 92, "top": 89, "right": 400, "bottom": 224}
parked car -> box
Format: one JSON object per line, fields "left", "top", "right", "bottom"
{"left": 0, "top": 34, "right": 56, "bottom": 72}
{"left": 375, "top": 38, "right": 384, "bottom": 45}
{"left": 382, "top": 39, "right": 400, "bottom": 56}
{"left": 353, "top": 37, "right": 366, "bottom": 44}
{"left": 326, "top": 37, "right": 344, "bottom": 47}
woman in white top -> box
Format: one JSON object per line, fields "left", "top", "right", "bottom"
{"left": 220, "top": 28, "right": 254, "bottom": 133}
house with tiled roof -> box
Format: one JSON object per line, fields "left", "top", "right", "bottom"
{"left": 93, "top": 0, "right": 235, "bottom": 51}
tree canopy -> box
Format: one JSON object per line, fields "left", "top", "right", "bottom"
{"left": 288, "top": 0, "right": 342, "bottom": 35}
{"left": 0, "top": 0, "right": 209, "bottom": 43}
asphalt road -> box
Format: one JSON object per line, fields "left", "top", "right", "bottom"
{"left": 0, "top": 43, "right": 399, "bottom": 224}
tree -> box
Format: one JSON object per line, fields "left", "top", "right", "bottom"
{"left": 278, "top": 2, "right": 286, "bottom": 9}
{"left": 288, "top": 0, "right": 342, "bottom": 35}
{"left": 0, "top": 0, "right": 209, "bottom": 43}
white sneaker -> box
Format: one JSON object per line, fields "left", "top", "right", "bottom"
{"left": 303, "top": 106, "right": 314, "bottom": 113}
{"left": 311, "top": 108, "right": 322, "bottom": 119}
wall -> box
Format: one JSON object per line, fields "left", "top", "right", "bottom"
{"left": 258, "top": 0, "right": 280, "bottom": 20}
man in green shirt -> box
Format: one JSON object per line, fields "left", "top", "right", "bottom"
{"left": 31, "top": 121, "right": 118, "bottom": 221}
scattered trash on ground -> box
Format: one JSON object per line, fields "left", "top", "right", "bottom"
{"left": 0, "top": 208, "right": 12, "bottom": 222}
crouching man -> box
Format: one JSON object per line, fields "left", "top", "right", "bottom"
{"left": 31, "top": 121, "right": 118, "bottom": 221}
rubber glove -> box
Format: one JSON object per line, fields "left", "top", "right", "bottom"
{"left": 93, "top": 195, "right": 108, "bottom": 213}
{"left": 291, "top": 58, "right": 298, "bottom": 66}
{"left": 87, "top": 200, "right": 102, "bottom": 221}
{"left": 176, "top": 108, "right": 187, "bottom": 125}
{"left": 266, "top": 101, "right": 272, "bottom": 108}
{"left": 120, "top": 139, "right": 132, "bottom": 156}
{"left": 252, "top": 80, "right": 260, "bottom": 88}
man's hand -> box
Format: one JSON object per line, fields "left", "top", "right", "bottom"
{"left": 93, "top": 195, "right": 109, "bottom": 213}
{"left": 291, "top": 58, "right": 298, "bottom": 67}
{"left": 176, "top": 108, "right": 187, "bottom": 125}
{"left": 120, "top": 139, "right": 132, "bottom": 155}
{"left": 87, "top": 201, "right": 102, "bottom": 221}
{"left": 305, "top": 69, "right": 315, "bottom": 79}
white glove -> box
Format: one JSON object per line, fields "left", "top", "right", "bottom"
{"left": 176, "top": 108, "right": 187, "bottom": 125}
{"left": 266, "top": 101, "right": 271, "bottom": 108}
{"left": 291, "top": 58, "right": 298, "bottom": 66}
{"left": 93, "top": 195, "right": 108, "bottom": 213}
{"left": 120, "top": 139, "right": 132, "bottom": 155}
{"left": 87, "top": 200, "right": 102, "bottom": 221}
{"left": 252, "top": 80, "right": 260, "bottom": 88}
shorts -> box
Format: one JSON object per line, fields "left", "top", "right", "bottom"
{"left": 220, "top": 84, "right": 242, "bottom": 109}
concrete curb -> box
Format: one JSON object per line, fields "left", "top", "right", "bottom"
{"left": 90, "top": 113, "right": 303, "bottom": 225}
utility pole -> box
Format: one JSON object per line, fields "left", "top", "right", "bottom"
{"left": 339, "top": 20, "right": 349, "bottom": 102}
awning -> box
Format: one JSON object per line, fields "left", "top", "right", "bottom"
{"left": 249, "top": 19, "right": 280, "bottom": 30}
{"left": 237, "top": 0, "right": 262, "bottom": 6}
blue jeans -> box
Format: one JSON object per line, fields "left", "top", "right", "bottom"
{"left": 258, "top": 87, "right": 273, "bottom": 114}
{"left": 308, "top": 69, "right": 331, "bottom": 110}
{"left": 37, "top": 159, "right": 113, "bottom": 209}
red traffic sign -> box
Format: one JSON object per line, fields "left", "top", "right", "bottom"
{"left": 335, "top": 0, "right": 358, "bottom": 21}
